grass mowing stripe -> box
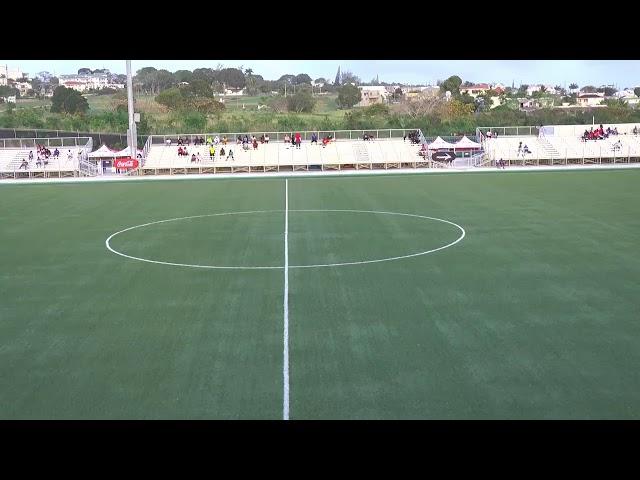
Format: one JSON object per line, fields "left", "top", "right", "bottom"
{"left": 283, "top": 179, "right": 290, "bottom": 420}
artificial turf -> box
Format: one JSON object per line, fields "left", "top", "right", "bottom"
{"left": 1, "top": 169, "right": 639, "bottom": 419}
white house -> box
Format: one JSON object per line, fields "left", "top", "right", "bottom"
{"left": 59, "top": 73, "right": 110, "bottom": 91}
{"left": 13, "top": 81, "right": 32, "bottom": 96}
{"left": 224, "top": 88, "right": 246, "bottom": 96}
{"left": 459, "top": 83, "right": 491, "bottom": 97}
{"left": 577, "top": 92, "right": 604, "bottom": 107}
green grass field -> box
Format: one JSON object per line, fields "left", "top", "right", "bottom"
{"left": 1, "top": 170, "right": 640, "bottom": 419}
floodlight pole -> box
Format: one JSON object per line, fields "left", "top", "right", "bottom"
{"left": 126, "top": 60, "right": 137, "bottom": 156}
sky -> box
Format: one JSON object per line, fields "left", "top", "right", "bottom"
{"left": 1, "top": 60, "right": 639, "bottom": 89}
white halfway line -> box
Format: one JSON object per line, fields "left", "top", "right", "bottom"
{"left": 283, "top": 179, "right": 290, "bottom": 420}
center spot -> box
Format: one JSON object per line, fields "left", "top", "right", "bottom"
{"left": 106, "top": 210, "right": 465, "bottom": 269}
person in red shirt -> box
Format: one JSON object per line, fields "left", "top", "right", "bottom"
{"left": 295, "top": 132, "right": 301, "bottom": 149}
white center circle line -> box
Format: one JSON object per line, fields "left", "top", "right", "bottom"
{"left": 105, "top": 210, "right": 466, "bottom": 270}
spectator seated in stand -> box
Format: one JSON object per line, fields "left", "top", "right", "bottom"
{"left": 310, "top": 133, "right": 317, "bottom": 144}
{"left": 19, "top": 159, "right": 29, "bottom": 170}
{"left": 29, "top": 151, "right": 34, "bottom": 162}
{"left": 53, "top": 148, "right": 59, "bottom": 158}
{"left": 227, "top": 148, "right": 234, "bottom": 160}
{"left": 209, "top": 146, "right": 215, "bottom": 158}
{"left": 220, "top": 147, "right": 225, "bottom": 157}
{"left": 523, "top": 144, "right": 531, "bottom": 155}
{"left": 36, "top": 156, "right": 43, "bottom": 167}
{"left": 177, "top": 138, "right": 183, "bottom": 146}
{"left": 67, "top": 150, "right": 73, "bottom": 160}
{"left": 252, "top": 139, "right": 258, "bottom": 150}
{"left": 191, "top": 153, "right": 197, "bottom": 163}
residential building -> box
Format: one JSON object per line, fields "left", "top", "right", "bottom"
{"left": 59, "top": 73, "right": 110, "bottom": 91}
{"left": 577, "top": 93, "right": 605, "bottom": 107}
{"left": 357, "top": 86, "right": 388, "bottom": 107}
{"left": 459, "top": 83, "right": 490, "bottom": 97}
{"left": 13, "top": 81, "right": 32, "bottom": 96}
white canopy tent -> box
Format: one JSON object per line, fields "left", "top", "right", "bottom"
{"left": 88, "top": 144, "right": 118, "bottom": 158}
{"left": 428, "top": 136, "right": 456, "bottom": 149}
{"left": 114, "top": 146, "right": 143, "bottom": 157}
{"left": 454, "top": 136, "right": 482, "bottom": 149}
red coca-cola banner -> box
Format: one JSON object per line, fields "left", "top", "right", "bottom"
{"left": 114, "top": 158, "right": 139, "bottom": 169}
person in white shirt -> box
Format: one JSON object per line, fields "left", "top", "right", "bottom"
{"left": 214, "top": 135, "right": 220, "bottom": 145}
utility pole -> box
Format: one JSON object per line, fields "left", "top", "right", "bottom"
{"left": 126, "top": 60, "right": 137, "bottom": 157}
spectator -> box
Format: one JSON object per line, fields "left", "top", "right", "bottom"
{"left": 634, "top": 126, "right": 638, "bottom": 135}
{"left": 67, "top": 150, "right": 73, "bottom": 160}
{"left": 222, "top": 135, "right": 228, "bottom": 145}
{"left": 36, "top": 156, "right": 43, "bottom": 167}
{"left": 295, "top": 132, "right": 301, "bottom": 149}
{"left": 207, "top": 136, "right": 213, "bottom": 145}
{"left": 166, "top": 138, "right": 172, "bottom": 146}
{"left": 284, "top": 134, "right": 290, "bottom": 144}
{"left": 178, "top": 146, "right": 184, "bottom": 156}
{"left": 311, "top": 133, "right": 317, "bottom": 144}
{"left": 29, "top": 151, "right": 33, "bottom": 162}
{"left": 191, "top": 153, "right": 197, "bottom": 163}
{"left": 220, "top": 147, "right": 225, "bottom": 157}
{"left": 196, "top": 152, "right": 202, "bottom": 163}
{"left": 177, "top": 137, "right": 183, "bottom": 146}
{"left": 209, "top": 145, "right": 216, "bottom": 158}
{"left": 260, "top": 134, "right": 265, "bottom": 144}
{"left": 19, "top": 159, "right": 28, "bottom": 170}
{"left": 264, "top": 134, "right": 270, "bottom": 144}
{"left": 227, "top": 148, "right": 234, "bottom": 161}
{"left": 236, "top": 136, "right": 242, "bottom": 144}
{"left": 252, "top": 138, "right": 258, "bottom": 150}
{"left": 214, "top": 135, "right": 220, "bottom": 145}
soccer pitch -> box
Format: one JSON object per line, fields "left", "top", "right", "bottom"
{"left": 1, "top": 169, "right": 639, "bottom": 419}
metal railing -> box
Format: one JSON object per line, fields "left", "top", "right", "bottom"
{"left": 0, "top": 136, "right": 93, "bottom": 149}
{"left": 148, "top": 128, "right": 425, "bottom": 146}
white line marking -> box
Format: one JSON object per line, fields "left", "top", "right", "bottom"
{"left": 105, "top": 210, "right": 465, "bottom": 269}
{"left": 283, "top": 179, "right": 290, "bottom": 420}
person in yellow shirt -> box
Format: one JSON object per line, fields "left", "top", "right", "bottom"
{"left": 209, "top": 145, "right": 216, "bottom": 159}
